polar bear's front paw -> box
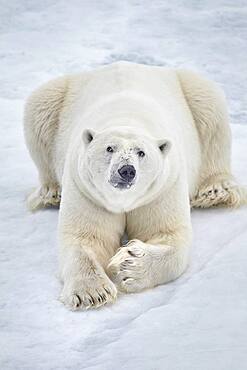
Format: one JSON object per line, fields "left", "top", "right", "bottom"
{"left": 59, "top": 275, "right": 117, "bottom": 310}
{"left": 107, "top": 240, "right": 153, "bottom": 293}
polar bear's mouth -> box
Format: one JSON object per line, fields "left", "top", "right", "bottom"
{"left": 109, "top": 179, "right": 134, "bottom": 190}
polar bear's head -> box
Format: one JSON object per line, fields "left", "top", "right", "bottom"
{"left": 75, "top": 126, "right": 172, "bottom": 213}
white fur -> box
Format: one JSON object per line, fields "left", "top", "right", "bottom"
{"left": 24, "top": 62, "right": 246, "bottom": 310}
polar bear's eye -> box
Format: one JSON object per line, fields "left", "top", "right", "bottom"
{"left": 137, "top": 150, "right": 145, "bottom": 158}
{"left": 137, "top": 150, "right": 145, "bottom": 157}
{"left": 106, "top": 146, "right": 114, "bottom": 153}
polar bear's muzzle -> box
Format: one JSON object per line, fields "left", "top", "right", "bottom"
{"left": 118, "top": 165, "right": 136, "bottom": 182}
{"left": 109, "top": 164, "right": 136, "bottom": 190}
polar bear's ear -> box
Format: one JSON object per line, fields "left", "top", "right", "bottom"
{"left": 157, "top": 139, "right": 172, "bottom": 155}
{"left": 82, "top": 129, "right": 96, "bottom": 145}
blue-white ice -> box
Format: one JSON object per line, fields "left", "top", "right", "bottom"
{"left": 1, "top": 1, "right": 247, "bottom": 369}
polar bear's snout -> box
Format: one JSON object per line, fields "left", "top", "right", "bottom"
{"left": 118, "top": 165, "right": 136, "bottom": 182}
{"left": 109, "top": 163, "right": 137, "bottom": 190}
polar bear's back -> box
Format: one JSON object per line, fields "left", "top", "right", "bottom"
{"left": 25, "top": 62, "right": 201, "bottom": 187}
{"left": 60, "top": 62, "right": 197, "bottom": 140}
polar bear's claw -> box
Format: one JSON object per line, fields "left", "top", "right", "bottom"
{"left": 59, "top": 277, "right": 117, "bottom": 310}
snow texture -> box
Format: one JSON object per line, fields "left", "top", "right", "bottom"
{"left": 0, "top": 1, "right": 247, "bottom": 369}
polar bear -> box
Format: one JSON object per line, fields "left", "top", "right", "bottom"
{"left": 24, "top": 62, "right": 247, "bottom": 310}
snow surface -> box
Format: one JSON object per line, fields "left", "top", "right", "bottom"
{"left": 1, "top": 1, "right": 247, "bottom": 369}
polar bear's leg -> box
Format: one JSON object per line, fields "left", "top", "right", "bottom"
{"left": 58, "top": 177, "right": 125, "bottom": 310}
{"left": 24, "top": 77, "right": 67, "bottom": 210}
{"left": 107, "top": 236, "right": 190, "bottom": 293}
{"left": 178, "top": 69, "right": 247, "bottom": 208}
{"left": 59, "top": 245, "right": 118, "bottom": 310}
{"left": 108, "top": 177, "right": 192, "bottom": 293}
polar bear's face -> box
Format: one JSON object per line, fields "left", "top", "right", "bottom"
{"left": 77, "top": 127, "right": 171, "bottom": 213}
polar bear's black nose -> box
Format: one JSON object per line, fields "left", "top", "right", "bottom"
{"left": 118, "top": 165, "right": 136, "bottom": 182}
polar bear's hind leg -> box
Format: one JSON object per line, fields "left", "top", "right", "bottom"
{"left": 178, "top": 69, "right": 247, "bottom": 209}
{"left": 24, "top": 77, "right": 67, "bottom": 211}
